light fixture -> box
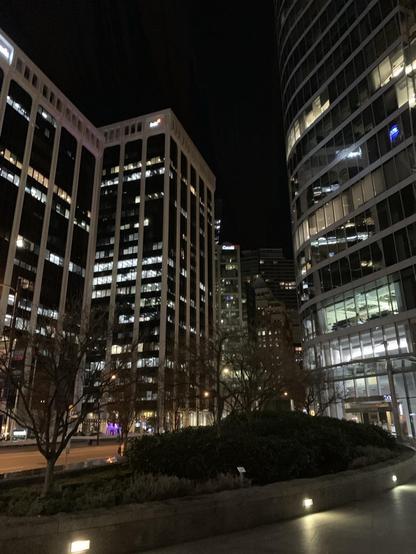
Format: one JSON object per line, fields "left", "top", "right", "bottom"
{"left": 303, "top": 497, "right": 313, "bottom": 509}
{"left": 70, "top": 540, "right": 90, "bottom": 553}
{"left": 16, "top": 237, "right": 24, "bottom": 248}
{"left": 203, "top": 391, "right": 210, "bottom": 398}
{"left": 392, "top": 475, "right": 398, "bottom": 483}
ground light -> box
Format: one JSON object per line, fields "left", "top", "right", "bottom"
{"left": 303, "top": 498, "right": 313, "bottom": 509}
{"left": 392, "top": 475, "right": 398, "bottom": 483}
{"left": 70, "top": 539, "right": 90, "bottom": 553}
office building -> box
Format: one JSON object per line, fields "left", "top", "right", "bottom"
{"left": 0, "top": 29, "right": 102, "bottom": 432}
{"left": 278, "top": 0, "right": 416, "bottom": 434}
{"left": 241, "top": 248, "right": 301, "bottom": 345}
{"left": 216, "top": 243, "right": 244, "bottom": 343}
{"left": 246, "top": 275, "right": 301, "bottom": 364}
{"left": 241, "top": 248, "right": 297, "bottom": 308}
{"left": 0, "top": 28, "right": 216, "bottom": 434}
{"left": 93, "top": 111, "right": 216, "bottom": 430}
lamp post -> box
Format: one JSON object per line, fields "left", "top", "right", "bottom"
{"left": 384, "top": 341, "right": 403, "bottom": 441}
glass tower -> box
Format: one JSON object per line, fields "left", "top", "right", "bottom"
{"left": 278, "top": 0, "right": 416, "bottom": 436}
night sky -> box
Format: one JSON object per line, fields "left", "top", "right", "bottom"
{"left": 0, "top": 0, "right": 291, "bottom": 255}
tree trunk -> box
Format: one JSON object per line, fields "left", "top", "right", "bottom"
{"left": 42, "top": 457, "right": 56, "bottom": 497}
{"left": 121, "top": 431, "right": 129, "bottom": 456}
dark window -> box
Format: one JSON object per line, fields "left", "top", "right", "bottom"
{"left": 382, "top": 235, "right": 397, "bottom": 266}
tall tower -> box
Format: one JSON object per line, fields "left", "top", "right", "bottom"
{"left": 216, "top": 243, "right": 244, "bottom": 343}
{"left": 92, "top": 110, "right": 216, "bottom": 430}
{"left": 278, "top": 1, "right": 416, "bottom": 435}
{"left": 0, "top": 29, "right": 102, "bottom": 433}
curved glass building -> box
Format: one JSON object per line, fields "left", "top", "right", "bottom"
{"left": 278, "top": 0, "right": 416, "bottom": 436}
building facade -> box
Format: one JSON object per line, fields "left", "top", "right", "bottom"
{"left": 92, "top": 110, "right": 216, "bottom": 431}
{"left": 0, "top": 30, "right": 102, "bottom": 433}
{"left": 0, "top": 28, "right": 216, "bottom": 434}
{"left": 241, "top": 248, "right": 301, "bottom": 345}
{"left": 216, "top": 243, "right": 244, "bottom": 346}
{"left": 278, "top": 0, "right": 416, "bottom": 435}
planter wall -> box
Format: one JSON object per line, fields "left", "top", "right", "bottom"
{"left": 0, "top": 451, "right": 415, "bottom": 554}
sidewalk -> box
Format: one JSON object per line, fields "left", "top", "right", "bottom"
{"left": 144, "top": 477, "right": 416, "bottom": 553}
{"left": 0, "top": 435, "right": 120, "bottom": 448}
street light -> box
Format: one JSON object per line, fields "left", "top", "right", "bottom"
{"left": 383, "top": 340, "right": 404, "bottom": 441}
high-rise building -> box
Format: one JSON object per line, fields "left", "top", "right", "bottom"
{"left": 92, "top": 110, "right": 216, "bottom": 430}
{"left": 216, "top": 243, "right": 244, "bottom": 343}
{"left": 278, "top": 0, "right": 416, "bottom": 435}
{"left": 0, "top": 28, "right": 216, "bottom": 434}
{"left": 241, "top": 248, "right": 300, "bottom": 344}
{"left": 0, "top": 31, "right": 101, "bottom": 338}
{"left": 0, "top": 29, "right": 102, "bottom": 432}
{"left": 241, "top": 248, "right": 297, "bottom": 308}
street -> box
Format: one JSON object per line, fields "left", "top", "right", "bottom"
{"left": 0, "top": 442, "right": 119, "bottom": 473}
{"left": 145, "top": 478, "right": 416, "bottom": 553}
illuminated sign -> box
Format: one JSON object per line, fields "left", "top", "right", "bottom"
{"left": 0, "top": 33, "right": 14, "bottom": 65}
{"left": 149, "top": 118, "right": 162, "bottom": 128}
{"left": 389, "top": 123, "right": 400, "bottom": 143}
{"left": 222, "top": 245, "right": 235, "bottom": 250}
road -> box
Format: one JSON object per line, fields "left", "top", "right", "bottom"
{"left": 145, "top": 477, "right": 416, "bottom": 553}
{"left": 0, "top": 442, "right": 119, "bottom": 473}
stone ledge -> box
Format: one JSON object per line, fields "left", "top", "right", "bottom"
{"left": 0, "top": 450, "right": 414, "bottom": 554}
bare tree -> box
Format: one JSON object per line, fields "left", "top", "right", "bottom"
{"left": 300, "top": 366, "right": 345, "bottom": 416}
{"left": 0, "top": 304, "right": 116, "bottom": 496}
{"left": 220, "top": 340, "right": 288, "bottom": 415}
{"left": 106, "top": 347, "right": 140, "bottom": 455}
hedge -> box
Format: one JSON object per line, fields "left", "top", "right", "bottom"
{"left": 126, "top": 411, "right": 398, "bottom": 485}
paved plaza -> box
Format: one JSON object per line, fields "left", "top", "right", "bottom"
{"left": 146, "top": 477, "right": 416, "bottom": 553}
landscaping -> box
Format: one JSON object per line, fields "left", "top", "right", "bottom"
{"left": 0, "top": 412, "right": 400, "bottom": 517}
{"left": 127, "top": 411, "right": 399, "bottom": 484}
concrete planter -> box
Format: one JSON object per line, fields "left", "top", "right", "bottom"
{"left": 0, "top": 451, "right": 415, "bottom": 554}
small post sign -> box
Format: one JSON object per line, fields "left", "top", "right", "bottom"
{"left": 237, "top": 466, "right": 246, "bottom": 485}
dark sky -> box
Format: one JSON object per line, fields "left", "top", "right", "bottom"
{"left": 0, "top": 0, "right": 291, "bottom": 255}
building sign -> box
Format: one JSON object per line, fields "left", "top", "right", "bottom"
{"left": 0, "top": 33, "right": 14, "bottom": 65}
{"left": 149, "top": 117, "right": 162, "bottom": 128}
{"left": 222, "top": 245, "right": 235, "bottom": 250}
{"left": 389, "top": 123, "right": 400, "bottom": 143}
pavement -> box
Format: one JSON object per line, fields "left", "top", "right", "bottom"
{"left": 0, "top": 442, "right": 119, "bottom": 473}
{"left": 145, "top": 477, "right": 416, "bottom": 553}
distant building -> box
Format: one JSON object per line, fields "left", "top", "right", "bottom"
{"left": 241, "top": 248, "right": 301, "bottom": 347}
{"left": 214, "top": 198, "right": 223, "bottom": 245}
{"left": 216, "top": 243, "right": 244, "bottom": 347}
{"left": 246, "top": 275, "right": 299, "bottom": 361}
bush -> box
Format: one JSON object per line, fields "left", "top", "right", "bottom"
{"left": 0, "top": 471, "right": 241, "bottom": 517}
{"left": 126, "top": 411, "right": 398, "bottom": 485}
{"left": 349, "top": 445, "right": 397, "bottom": 469}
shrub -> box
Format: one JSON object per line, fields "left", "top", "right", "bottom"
{"left": 126, "top": 411, "right": 398, "bottom": 485}
{"left": 0, "top": 471, "right": 241, "bottom": 517}
{"left": 349, "top": 445, "right": 397, "bottom": 469}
